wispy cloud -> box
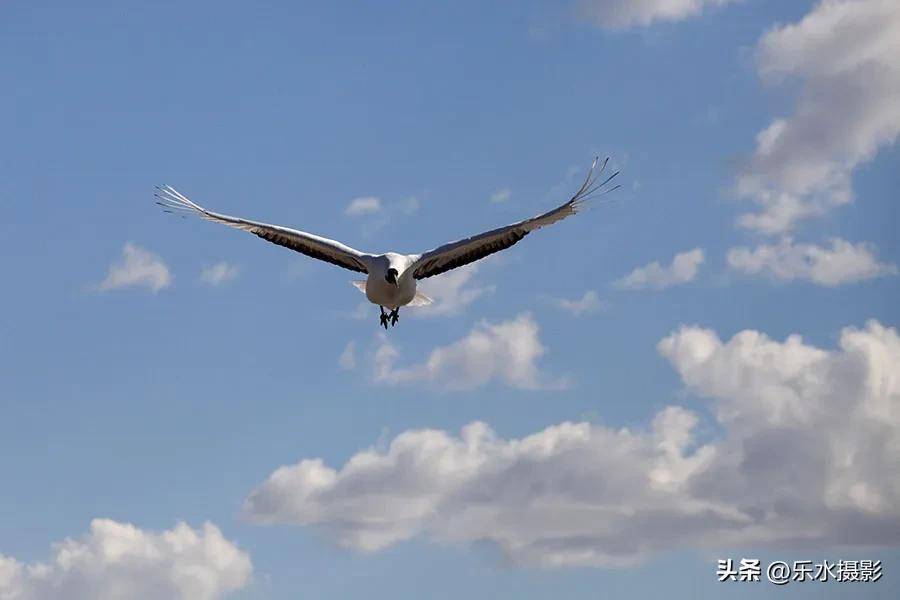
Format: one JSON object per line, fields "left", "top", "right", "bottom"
{"left": 344, "top": 196, "right": 382, "bottom": 217}
{"left": 97, "top": 243, "right": 171, "bottom": 293}
{"left": 615, "top": 248, "right": 704, "bottom": 290}
{"left": 736, "top": 0, "right": 900, "bottom": 234}
{"left": 0, "top": 519, "right": 252, "bottom": 599}
{"left": 489, "top": 188, "right": 512, "bottom": 203}
{"left": 246, "top": 320, "right": 900, "bottom": 567}
{"left": 728, "top": 237, "right": 897, "bottom": 286}
{"left": 399, "top": 196, "right": 420, "bottom": 215}
{"left": 200, "top": 261, "right": 240, "bottom": 286}
{"left": 415, "top": 264, "right": 494, "bottom": 317}
{"left": 338, "top": 341, "right": 357, "bottom": 370}
{"left": 577, "top": 0, "right": 740, "bottom": 30}
{"left": 372, "top": 313, "right": 565, "bottom": 390}
{"left": 551, "top": 290, "right": 606, "bottom": 316}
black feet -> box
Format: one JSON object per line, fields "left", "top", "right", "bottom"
{"left": 379, "top": 307, "right": 400, "bottom": 329}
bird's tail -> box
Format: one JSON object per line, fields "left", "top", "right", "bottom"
{"left": 351, "top": 281, "right": 432, "bottom": 307}
{"left": 408, "top": 291, "right": 433, "bottom": 307}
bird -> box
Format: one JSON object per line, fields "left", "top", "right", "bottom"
{"left": 155, "top": 158, "right": 619, "bottom": 329}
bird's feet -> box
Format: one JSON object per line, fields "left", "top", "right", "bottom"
{"left": 379, "top": 307, "right": 389, "bottom": 330}
{"left": 390, "top": 308, "right": 399, "bottom": 327}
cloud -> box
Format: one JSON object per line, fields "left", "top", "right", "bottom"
{"left": 577, "top": 0, "right": 739, "bottom": 29}
{"left": 727, "top": 237, "right": 897, "bottom": 286}
{"left": 736, "top": 0, "right": 900, "bottom": 234}
{"left": 344, "top": 196, "right": 382, "bottom": 217}
{"left": 415, "top": 264, "right": 494, "bottom": 317}
{"left": 200, "top": 261, "right": 240, "bottom": 286}
{"left": 245, "top": 320, "right": 900, "bottom": 567}
{"left": 614, "top": 248, "right": 704, "bottom": 290}
{"left": 339, "top": 341, "right": 357, "bottom": 370}
{"left": 0, "top": 519, "right": 251, "bottom": 599}
{"left": 552, "top": 290, "right": 606, "bottom": 316}
{"left": 398, "top": 196, "right": 420, "bottom": 216}
{"left": 489, "top": 188, "right": 512, "bottom": 203}
{"left": 372, "top": 313, "right": 563, "bottom": 390}
{"left": 97, "top": 243, "right": 171, "bottom": 293}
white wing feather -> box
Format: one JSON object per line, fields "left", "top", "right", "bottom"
{"left": 411, "top": 158, "right": 618, "bottom": 280}
{"left": 155, "top": 186, "right": 371, "bottom": 274}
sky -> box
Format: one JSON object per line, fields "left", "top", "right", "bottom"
{"left": 1, "top": 0, "right": 899, "bottom": 598}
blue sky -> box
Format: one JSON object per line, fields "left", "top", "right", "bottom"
{"left": 1, "top": 1, "right": 898, "bottom": 598}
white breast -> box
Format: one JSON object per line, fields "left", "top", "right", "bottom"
{"left": 365, "top": 273, "right": 416, "bottom": 308}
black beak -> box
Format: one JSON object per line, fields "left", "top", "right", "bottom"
{"left": 385, "top": 268, "right": 399, "bottom": 285}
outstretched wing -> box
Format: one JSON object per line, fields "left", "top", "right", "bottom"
{"left": 155, "top": 186, "right": 370, "bottom": 274}
{"left": 411, "top": 157, "right": 618, "bottom": 280}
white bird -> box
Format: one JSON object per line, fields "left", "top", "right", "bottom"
{"left": 155, "top": 158, "right": 618, "bottom": 328}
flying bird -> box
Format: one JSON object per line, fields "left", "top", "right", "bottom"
{"left": 155, "top": 158, "right": 618, "bottom": 329}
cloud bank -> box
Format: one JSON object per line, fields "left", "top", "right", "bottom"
{"left": 728, "top": 237, "right": 897, "bottom": 285}
{"left": 246, "top": 320, "right": 900, "bottom": 567}
{"left": 0, "top": 519, "right": 251, "bottom": 599}
{"left": 372, "top": 313, "right": 562, "bottom": 390}
{"left": 736, "top": 0, "right": 900, "bottom": 234}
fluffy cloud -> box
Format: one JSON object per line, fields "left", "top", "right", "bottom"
{"left": 97, "top": 243, "right": 171, "bottom": 293}
{"left": 246, "top": 320, "right": 900, "bottom": 567}
{"left": 727, "top": 237, "right": 897, "bottom": 285}
{"left": 736, "top": 0, "right": 900, "bottom": 234}
{"left": 414, "top": 264, "right": 494, "bottom": 317}
{"left": 372, "top": 313, "right": 562, "bottom": 390}
{"left": 577, "top": 0, "right": 739, "bottom": 29}
{"left": 489, "top": 188, "right": 512, "bottom": 203}
{"left": 344, "top": 196, "right": 382, "bottom": 217}
{"left": 200, "top": 261, "right": 240, "bottom": 286}
{"left": 0, "top": 519, "right": 251, "bottom": 599}
{"left": 614, "top": 248, "right": 704, "bottom": 290}
{"left": 552, "top": 290, "right": 606, "bottom": 316}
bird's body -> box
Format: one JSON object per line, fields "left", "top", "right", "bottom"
{"left": 359, "top": 253, "right": 419, "bottom": 309}
{"left": 155, "top": 158, "right": 618, "bottom": 328}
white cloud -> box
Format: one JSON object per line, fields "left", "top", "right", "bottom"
{"left": 489, "top": 188, "right": 512, "bottom": 203}
{"left": 0, "top": 519, "right": 251, "bottom": 599}
{"left": 97, "top": 243, "right": 171, "bottom": 293}
{"left": 727, "top": 237, "right": 897, "bottom": 286}
{"left": 552, "top": 290, "right": 606, "bottom": 316}
{"left": 245, "top": 320, "right": 900, "bottom": 567}
{"left": 577, "top": 0, "right": 739, "bottom": 29}
{"left": 415, "top": 264, "right": 494, "bottom": 317}
{"left": 736, "top": 0, "right": 900, "bottom": 234}
{"left": 339, "top": 341, "right": 357, "bottom": 370}
{"left": 372, "top": 313, "right": 563, "bottom": 390}
{"left": 614, "top": 248, "right": 704, "bottom": 290}
{"left": 344, "top": 196, "right": 382, "bottom": 217}
{"left": 200, "top": 261, "right": 240, "bottom": 286}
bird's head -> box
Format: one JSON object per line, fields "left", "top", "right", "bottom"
{"left": 385, "top": 267, "right": 399, "bottom": 285}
